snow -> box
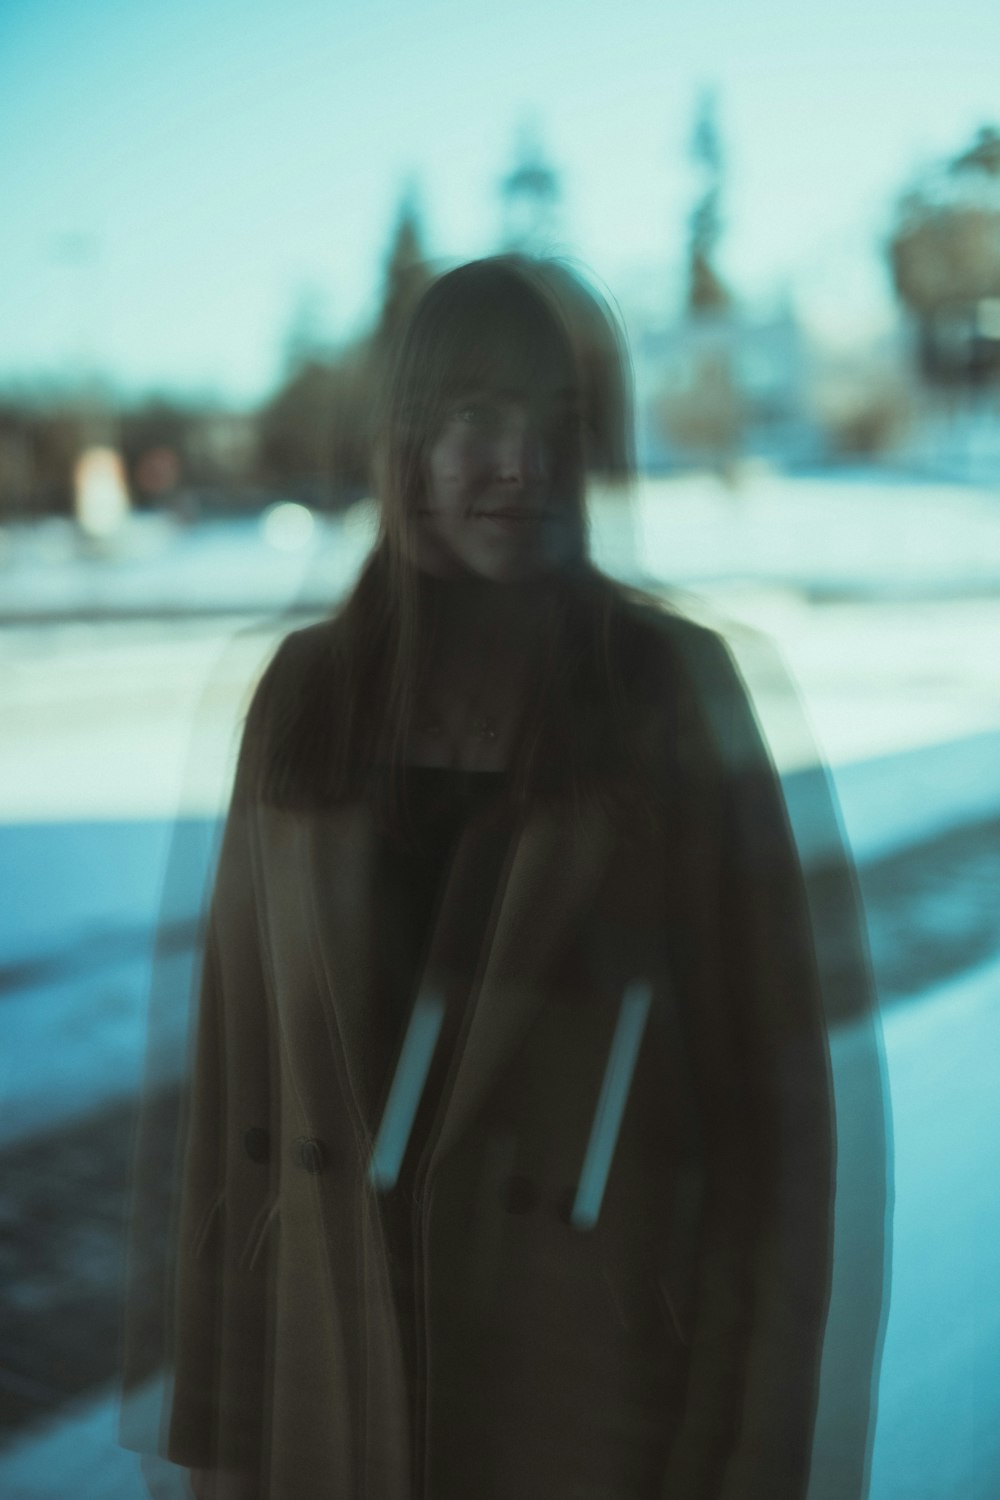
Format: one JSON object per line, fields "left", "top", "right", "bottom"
{"left": 866, "top": 957, "right": 1000, "bottom": 1500}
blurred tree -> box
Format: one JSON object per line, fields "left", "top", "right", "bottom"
{"left": 0, "top": 400, "right": 86, "bottom": 518}
{"left": 258, "top": 352, "right": 370, "bottom": 509}
{"left": 119, "top": 399, "right": 191, "bottom": 507}
{"left": 260, "top": 189, "right": 432, "bottom": 507}
{"left": 116, "top": 398, "right": 258, "bottom": 515}
{"left": 888, "top": 125, "right": 1000, "bottom": 387}
{"left": 657, "top": 92, "right": 744, "bottom": 476}
{"left": 686, "top": 91, "right": 730, "bottom": 315}
{"left": 371, "top": 186, "right": 432, "bottom": 363}
{"left": 952, "top": 124, "right": 1000, "bottom": 178}
{"left": 0, "top": 405, "right": 39, "bottom": 518}
{"left": 283, "top": 283, "right": 336, "bottom": 377}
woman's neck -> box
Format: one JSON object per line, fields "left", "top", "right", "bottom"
{"left": 405, "top": 572, "right": 559, "bottom": 770}
{"left": 422, "top": 572, "right": 554, "bottom": 673}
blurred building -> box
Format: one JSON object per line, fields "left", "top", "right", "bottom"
{"left": 634, "top": 299, "right": 821, "bottom": 473}
{"left": 890, "top": 126, "right": 1000, "bottom": 391}
{"left": 499, "top": 122, "right": 563, "bottom": 255}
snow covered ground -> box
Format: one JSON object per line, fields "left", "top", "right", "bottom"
{"left": 1, "top": 471, "right": 998, "bottom": 1497}
{"left": 866, "top": 954, "right": 1000, "bottom": 1500}
{"left": 3, "top": 467, "right": 1000, "bottom": 622}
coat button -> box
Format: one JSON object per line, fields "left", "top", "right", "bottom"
{"left": 499, "top": 1174, "right": 538, "bottom": 1214}
{"left": 295, "top": 1136, "right": 327, "bottom": 1175}
{"left": 243, "top": 1127, "right": 270, "bottom": 1164}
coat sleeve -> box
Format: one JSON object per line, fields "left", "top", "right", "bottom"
{"left": 660, "top": 625, "right": 839, "bottom": 1500}
{"left": 164, "top": 638, "right": 290, "bottom": 1476}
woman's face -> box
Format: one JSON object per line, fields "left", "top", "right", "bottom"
{"left": 418, "top": 381, "right": 581, "bottom": 583}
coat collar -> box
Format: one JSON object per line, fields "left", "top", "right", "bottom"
{"left": 267, "top": 792, "right": 616, "bottom": 1168}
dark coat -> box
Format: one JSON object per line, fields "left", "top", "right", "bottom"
{"left": 151, "top": 601, "right": 837, "bottom": 1500}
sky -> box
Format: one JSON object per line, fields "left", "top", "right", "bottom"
{"left": 2, "top": 0, "right": 1000, "bottom": 403}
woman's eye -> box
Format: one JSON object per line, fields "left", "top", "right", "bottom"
{"left": 455, "top": 404, "right": 490, "bottom": 425}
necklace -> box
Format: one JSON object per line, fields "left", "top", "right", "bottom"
{"left": 423, "top": 712, "right": 499, "bottom": 743}
{"left": 418, "top": 644, "right": 522, "bottom": 760}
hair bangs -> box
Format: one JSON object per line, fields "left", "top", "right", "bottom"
{"left": 404, "top": 265, "right": 578, "bottom": 445}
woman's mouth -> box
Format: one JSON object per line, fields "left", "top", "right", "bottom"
{"left": 475, "top": 506, "right": 545, "bottom": 522}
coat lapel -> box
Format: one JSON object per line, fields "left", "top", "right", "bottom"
{"left": 260, "top": 803, "right": 384, "bottom": 1139}
{"left": 428, "top": 798, "right": 617, "bottom": 1165}
{"left": 266, "top": 794, "right": 616, "bottom": 1167}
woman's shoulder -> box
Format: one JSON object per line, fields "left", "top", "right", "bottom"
{"left": 600, "top": 584, "right": 771, "bottom": 779}
{"left": 232, "top": 617, "right": 349, "bottom": 805}
{"left": 245, "top": 617, "right": 343, "bottom": 723}
{"left": 604, "top": 584, "right": 737, "bottom": 697}
{"left": 270, "top": 615, "right": 343, "bottom": 673}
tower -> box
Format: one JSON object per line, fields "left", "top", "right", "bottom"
{"left": 499, "top": 120, "right": 561, "bottom": 254}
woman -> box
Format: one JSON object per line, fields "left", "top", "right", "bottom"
{"left": 133, "top": 258, "right": 850, "bottom": 1500}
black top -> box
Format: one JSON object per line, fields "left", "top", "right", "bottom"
{"left": 372, "top": 766, "right": 511, "bottom": 1426}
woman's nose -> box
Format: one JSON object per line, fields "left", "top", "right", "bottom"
{"left": 494, "top": 417, "right": 547, "bottom": 485}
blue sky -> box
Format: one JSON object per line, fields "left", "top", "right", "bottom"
{"left": 2, "top": 0, "right": 999, "bottom": 401}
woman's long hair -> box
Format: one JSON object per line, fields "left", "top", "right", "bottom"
{"left": 258, "top": 255, "right": 652, "bottom": 822}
